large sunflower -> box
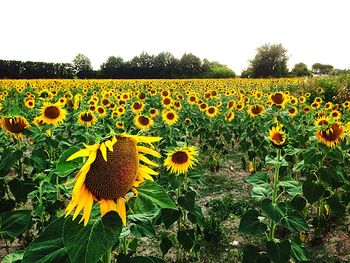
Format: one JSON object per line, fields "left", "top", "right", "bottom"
{"left": 1, "top": 116, "right": 30, "bottom": 140}
{"left": 268, "top": 123, "right": 286, "bottom": 147}
{"left": 77, "top": 111, "right": 97, "bottom": 127}
{"left": 164, "top": 145, "right": 198, "bottom": 175}
{"left": 40, "top": 103, "right": 67, "bottom": 126}
{"left": 316, "top": 122, "right": 345, "bottom": 148}
{"left": 65, "top": 133, "right": 162, "bottom": 226}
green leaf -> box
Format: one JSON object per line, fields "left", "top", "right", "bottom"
{"left": 177, "top": 229, "right": 195, "bottom": 251}
{"left": 0, "top": 210, "right": 31, "bottom": 239}
{"left": 291, "top": 239, "right": 309, "bottom": 261}
{"left": 302, "top": 180, "right": 325, "bottom": 204}
{"left": 265, "top": 155, "right": 288, "bottom": 167}
{"left": 251, "top": 184, "right": 272, "bottom": 200}
{"left": 304, "top": 147, "right": 322, "bottom": 165}
{"left": 63, "top": 211, "right": 123, "bottom": 263}
{"left": 239, "top": 209, "right": 267, "bottom": 236}
{"left": 0, "top": 149, "right": 22, "bottom": 175}
{"left": 160, "top": 235, "right": 173, "bottom": 256}
{"left": 8, "top": 178, "right": 35, "bottom": 203}
{"left": 161, "top": 209, "right": 181, "bottom": 229}
{"left": 266, "top": 240, "right": 291, "bottom": 263}
{"left": 131, "top": 220, "right": 156, "bottom": 238}
{"left": 246, "top": 172, "right": 269, "bottom": 186}
{"left": 52, "top": 146, "right": 81, "bottom": 177}
{"left": 327, "top": 147, "right": 343, "bottom": 161}
{"left": 261, "top": 201, "right": 309, "bottom": 232}
{"left": 291, "top": 195, "right": 307, "bottom": 211}
{"left": 2, "top": 250, "right": 25, "bottom": 263}
{"left": 278, "top": 177, "right": 301, "bottom": 197}
{"left": 22, "top": 217, "right": 69, "bottom": 263}
{"left": 187, "top": 204, "right": 205, "bottom": 228}
{"left": 178, "top": 190, "right": 195, "bottom": 211}
{"left": 327, "top": 194, "right": 346, "bottom": 217}
{"left": 242, "top": 245, "right": 270, "bottom": 263}
{"left": 130, "top": 256, "right": 166, "bottom": 263}
{"left": 133, "top": 181, "right": 177, "bottom": 213}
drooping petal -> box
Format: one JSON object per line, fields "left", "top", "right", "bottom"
{"left": 138, "top": 154, "right": 159, "bottom": 167}
{"left": 67, "top": 149, "right": 91, "bottom": 161}
{"left": 100, "top": 143, "right": 108, "bottom": 162}
{"left": 116, "top": 198, "right": 126, "bottom": 226}
{"left": 137, "top": 146, "right": 161, "bottom": 157}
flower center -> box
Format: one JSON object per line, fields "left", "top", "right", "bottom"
{"left": 171, "top": 151, "right": 188, "bottom": 164}
{"left": 85, "top": 137, "right": 138, "bottom": 200}
{"left": 44, "top": 106, "right": 60, "bottom": 119}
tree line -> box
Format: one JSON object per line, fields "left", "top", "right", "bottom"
{"left": 0, "top": 52, "right": 236, "bottom": 79}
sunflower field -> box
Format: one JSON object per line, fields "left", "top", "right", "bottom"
{"left": 0, "top": 78, "right": 350, "bottom": 263}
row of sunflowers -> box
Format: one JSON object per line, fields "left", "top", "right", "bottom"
{"left": 0, "top": 78, "right": 349, "bottom": 262}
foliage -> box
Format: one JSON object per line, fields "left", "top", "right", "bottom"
{"left": 249, "top": 43, "right": 289, "bottom": 78}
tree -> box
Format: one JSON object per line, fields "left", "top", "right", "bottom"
{"left": 291, "top": 62, "right": 310, "bottom": 77}
{"left": 154, "top": 52, "right": 179, "bottom": 78}
{"left": 100, "top": 56, "right": 124, "bottom": 78}
{"left": 179, "top": 53, "right": 203, "bottom": 77}
{"left": 72, "top": 53, "right": 93, "bottom": 78}
{"left": 312, "top": 63, "right": 334, "bottom": 75}
{"left": 249, "top": 43, "right": 289, "bottom": 78}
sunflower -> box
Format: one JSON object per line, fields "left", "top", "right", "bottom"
{"left": 269, "top": 92, "right": 288, "bottom": 108}
{"left": 1, "top": 116, "right": 30, "bottom": 140}
{"left": 96, "top": 106, "right": 107, "bottom": 118}
{"left": 316, "top": 122, "right": 345, "bottom": 148}
{"left": 330, "top": 110, "right": 341, "bottom": 120}
{"left": 247, "top": 104, "right": 265, "bottom": 117}
{"left": 78, "top": 111, "right": 97, "bottom": 127}
{"left": 288, "top": 107, "right": 298, "bottom": 117}
{"left": 187, "top": 95, "right": 197, "bottom": 105}
{"left": 162, "top": 110, "right": 179, "bottom": 126}
{"left": 206, "top": 106, "right": 220, "bottom": 118}
{"left": 162, "top": 97, "right": 172, "bottom": 108}
{"left": 24, "top": 99, "right": 35, "bottom": 109}
{"left": 164, "top": 145, "right": 198, "bottom": 175}
{"left": 268, "top": 123, "right": 286, "bottom": 147}
{"left": 65, "top": 134, "right": 162, "bottom": 226}
{"left": 40, "top": 103, "right": 67, "bottom": 126}
{"left": 131, "top": 101, "right": 145, "bottom": 114}
{"left": 149, "top": 108, "right": 159, "bottom": 118}
{"left": 314, "top": 116, "right": 330, "bottom": 126}
{"left": 134, "top": 115, "right": 154, "bottom": 131}
{"left": 225, "top": 111, "right": 235, "bottom": 122}
{"left": 184, "top": 118, "right": 191, "bottom": 125}
{"left": 116, "top": 121, "right": 125, "bottom": 130}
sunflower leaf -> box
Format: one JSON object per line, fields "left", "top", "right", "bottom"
{"left": 63, "top": 211, "right": 122, "bottom": 263}
{"left": 133, "top": 181, "right": 177, "bottom": 213}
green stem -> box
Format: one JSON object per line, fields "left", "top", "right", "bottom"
{"left": 103, "top": 248, "right": 111, "bottom": 263}
{"left": 269, "top": 149, "right": 281, "bottom": 241}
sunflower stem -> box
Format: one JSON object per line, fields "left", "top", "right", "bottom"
{"left": 269, "top": 148, "right": 281, "bottom": 241}
{"left": 103, "top": 248, "right": 112, "bottom": 263}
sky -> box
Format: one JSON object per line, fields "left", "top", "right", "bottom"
{"left": 1, "top": 0, "right": 349, "bottom": 74}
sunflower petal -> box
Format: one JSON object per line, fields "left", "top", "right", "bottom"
{"left": 137, "top": 146, "right": 161, "bottom": 157}
{"left": 67, "top": 148, "right": 91, "bottom": 161}
{"left": 100, "top": 143, "right": 108, "bottom": 162}
{"left": 138, "top": 154, "right": 159, "bottom": 167}
{"left": 99, "top": 199, "right": 109, "bottom": 217}
{"left": 116, "top": 198, "right": 126, "bottom": 226}
{"left": 105, "top": 139, "right": 114, "bottom": 152}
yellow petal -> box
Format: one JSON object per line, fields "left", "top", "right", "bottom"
{"left": 138, "top": 154, "right": 159, "bottom": 167}
{"left": 72, "top": 186, "right": 89, "bottom": 220}
{"left": 106, "top": 199, "right": 118, "bottom": 212}
{"left": 83, "top": 143, "right": 100, "bottom": 152}
{"left": 116, "top": 198, "right": 126, "bottom": 226}
{"left": 139, "top": 165, "right": 158, "bottom": 176}
{"left": 81, "top": 191, "right": 94, "bottom": 226}
{"left": 137, "top": 146, "right": 161, "bottom": 157}
{"left": 105, "top": 140, "right": 114, "bottom": 152}
{"left": 67, "top": 148, "right": 91, "bottom": 161}
{"left": 80, "top": 150, "right": 97, "bottom": 172}
{"left": 99, "top": 199, "right": 109, "bottom": 217}
{"left": 100, "top": 143, "right": 107, "bottom": 162}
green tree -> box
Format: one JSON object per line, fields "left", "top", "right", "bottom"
{"left": 154, "top": 52, "right": 179, "bottom": 78}
{"left": 249, "top": 43, "right": 289, "bottom": 78}
{"left": 312, "top": 63, "right": 334, "bottom": 75}
{"left": 100, "top": 56, "right": 124, "bottom": 78}
{"left": 73, "top": 53, "right": 93, "bottom": 78}
{"left": 291, "top": 62, "right": 310, "bottom": 77}
{"left": 179, "top": 53, "right": 203, "bottom": 77}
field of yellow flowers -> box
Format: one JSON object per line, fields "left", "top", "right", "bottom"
{"left": 0, "top": 78, "right": 349, "bottom": 263}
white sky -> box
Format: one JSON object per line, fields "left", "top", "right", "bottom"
{"left": 1, "top": 0, "right": 349, "bottom": 74}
